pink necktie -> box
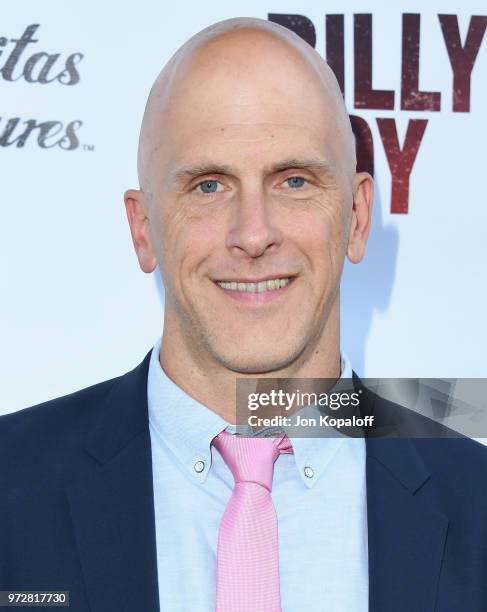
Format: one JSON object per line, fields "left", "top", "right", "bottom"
{"left": 212, "top": 430, "right": 293, "bottom": 612}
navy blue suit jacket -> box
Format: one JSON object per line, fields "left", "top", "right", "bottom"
{"left": 1, "top": 350, "right": 487, "bottom": 611}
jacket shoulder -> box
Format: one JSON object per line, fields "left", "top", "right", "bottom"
{"left": 412, "top": 435, "right": 487, "bottom": 479}
{"left": 363, "top": 384, "right": 487, "bottom": 506}
{"left": 0, "top": 375, "right": 121, "bottom": 470}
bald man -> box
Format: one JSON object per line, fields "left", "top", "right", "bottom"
{"left": 1, "top": 17, "right": 487, "bottom": 612}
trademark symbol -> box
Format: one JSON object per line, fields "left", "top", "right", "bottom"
{"left": 82, "top": 144, "right": 95, "bottom": 152}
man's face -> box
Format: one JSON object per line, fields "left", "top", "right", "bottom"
{"left": 132, "top": 34, "right": 369, "bottom": 374}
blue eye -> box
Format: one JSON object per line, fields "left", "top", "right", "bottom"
{"left": 286, "top": 176, "right": 306, "bottom": 188}
{"left": 198, "top": 180, "right": 219, "bottom": 194}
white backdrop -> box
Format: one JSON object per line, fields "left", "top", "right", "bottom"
{"left": 1, "top": 1, "right": 486, "bottom": 415}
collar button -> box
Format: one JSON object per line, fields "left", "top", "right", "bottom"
{"left": 194, "top": 460, "right": 205, "bottom": 474}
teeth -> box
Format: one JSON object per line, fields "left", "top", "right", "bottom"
{"left": 217, "top": 277, "right": 291, "bottom": 292}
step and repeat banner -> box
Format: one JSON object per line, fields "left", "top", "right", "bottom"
{"left": 1, "top": 1, "right": 486, "bottom": 413}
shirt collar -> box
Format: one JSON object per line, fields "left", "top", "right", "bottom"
{"left": 147, "top": 336, "right": 354, "bottom": 488}
{"left": 148, "top": 336, "right": 228, "bottom": 484}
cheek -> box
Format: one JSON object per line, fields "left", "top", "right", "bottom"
{"left": 285, "top": 202, "right": 346, "bottom": 268}
{"left": 162, "top": 207, "right": 224, "bottom": 279}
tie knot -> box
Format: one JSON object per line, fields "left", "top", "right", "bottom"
{"left": 213, "top": 430, "right": 293, "bottom": 491}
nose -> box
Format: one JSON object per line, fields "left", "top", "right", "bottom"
{"left": 225, "top": 187, "right": 283, "bottom": 259}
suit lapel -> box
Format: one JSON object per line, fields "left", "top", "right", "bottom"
{"left": 66, "top": 351, "right": 160, "bottom": 612}
{"left": 358, "top": 378, "right": 449, "bottom": 612}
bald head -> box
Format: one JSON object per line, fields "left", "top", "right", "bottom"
{"left": 137, "top": 17, "right": 355, "bottom": 194}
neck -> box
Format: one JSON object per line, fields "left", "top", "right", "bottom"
{"left": 159, "top": 301, "right": 341, "bottom": 424}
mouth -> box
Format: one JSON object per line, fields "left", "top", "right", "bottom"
{"left": 213, "top": 275, "right": 296, "bottom": 305}
{"left": 215, "top": 276, "right": 292, "bottom": 292}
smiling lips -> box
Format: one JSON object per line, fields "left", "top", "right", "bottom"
{"left": 214, "top": 276, "right": 293, "bottom": 304}
{"left": 217, "top": 277, "right": 290, "bottom": 292}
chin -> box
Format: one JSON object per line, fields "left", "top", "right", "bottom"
{"left": 210, "top": 340, "right": 305, "bottom": 375}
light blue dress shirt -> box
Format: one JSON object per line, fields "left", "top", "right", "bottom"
{"left": 148, "top": 337, "right": 368, "bottom": 611}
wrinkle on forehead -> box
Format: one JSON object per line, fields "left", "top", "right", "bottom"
{"left": 137, "top": 17, "right": 355, "bottom": 194}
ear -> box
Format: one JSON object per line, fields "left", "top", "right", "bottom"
{"left": 124, "top": 189, "right": 158, "bottom": 273}
{"left": 346, "top": 172, "right": 374, "bottom": 264}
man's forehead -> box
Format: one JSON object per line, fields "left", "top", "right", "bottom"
{"left": 147, "top": 98, "right": 339, "bottom": 187}
{"left": 161, "top": 117, "right": 340, "bottom": 184}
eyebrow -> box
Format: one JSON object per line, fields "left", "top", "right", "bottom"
{"left": 170, "top": 157, "right": 335, "bottom": 185}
